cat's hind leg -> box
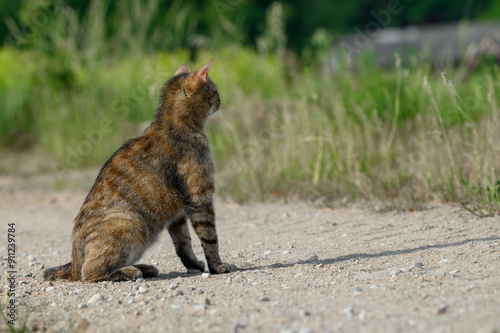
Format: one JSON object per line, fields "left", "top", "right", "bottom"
{"left": 90, "top": 265, "right": 158, "bottom": 282}
{"left": 81, "top": 250, "right": 142, "bottom": 283}
{"left": 79, "top": 209, "right": 151, "bottom": 282}
{"left": 133, "top": 264, "right": 159, "bottom": 278}
{"left": 167, "top": 215, "right": 205, "bottom": 272}
{"left": 94, "top": 264, "right": 158, "bottom": 282}
{"left": 97, "top": 266, "right": 143, "bottom": 282}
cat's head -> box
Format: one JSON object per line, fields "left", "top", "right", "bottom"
{"left": 159, "top": 60, "right": 220, "bottom": 124}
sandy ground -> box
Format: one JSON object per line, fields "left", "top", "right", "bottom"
{"left": 0, "top": 170, "right": 499, "bottom": 333}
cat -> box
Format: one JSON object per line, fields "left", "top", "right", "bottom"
{"left": 43, "top": 60, "right": 232, "bottom": 282}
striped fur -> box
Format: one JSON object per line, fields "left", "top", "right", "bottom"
{"left": 43, "top": 60, "right": 232, "bottom": 282}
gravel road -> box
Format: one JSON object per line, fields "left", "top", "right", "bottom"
{"left": 0, "top": 171, "right": 499, "bottom": 333}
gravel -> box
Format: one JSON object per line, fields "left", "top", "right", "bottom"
{"left": 87, "top": 294, "right": 105, "bottom": 304}
{"left": 137, "top": 286, "right": 149, "bottom": 294}
{"left": 1, "top": 171, "right": 499, "bottom": 332}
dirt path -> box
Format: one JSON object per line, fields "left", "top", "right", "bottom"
{"left": 0, "top": 171, "right": 499, "bottom": 333}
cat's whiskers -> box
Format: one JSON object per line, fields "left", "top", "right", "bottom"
{"left": 215, "top": 108, "right": 231, "bottom": 126}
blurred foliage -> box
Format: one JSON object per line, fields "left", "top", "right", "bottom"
{"left": 1, "top": 41, "right": 499, "bottom": 207}
{"left": 0, "top": 0, "right": 499, "bottom": 210}
{"left": 0, "top": 0, "right": 499, "bottom": 55}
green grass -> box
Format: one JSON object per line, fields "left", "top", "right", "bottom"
{"left": 461, "top": 177, "right": 500, "bottom": 217}
{"left": 0, "top": 299, "right": 29, "bottom": 333}
{"left": 1, "top": 0, "right": 499, "bottom": 213}
{"left": 1, "top": 45, "right": 499, "bottom": 212}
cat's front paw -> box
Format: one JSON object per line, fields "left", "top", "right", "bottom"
{"left": 186, "top": 260, "right": 205, "bottom": 274}
{"left": 210, "top": 262, "right": 233, "bottom": 274}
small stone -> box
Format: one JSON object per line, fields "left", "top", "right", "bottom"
{"left": 196, "top": 296, "right": 210, "bottom": 305}
{"left": 169, "top": 304, "right": 181, "bottom": 310}
{"left": 73, "top": 318, "right": 90, "bottom": 331}
{"left": 413, "top": 262, "right": 424, "bottom": 268}
{"left": 440, "top": 259, "right": 450, "bottom": 264}
{"left": 282, "top": 250, "right": 291, "bottom": 255}
{"left": 260, "top": 296, "right": 270, "bottom": 302}
{"left": 351, "top": 286, "right": 362, "bottom": 295}
{"left": 253, "top": 269, "right": 262, "bottom": 274}
{"left": 87, "top": 294, "right": 105, "bottom": 304}
{"left": 449, "top": 269, "right": 460, "bottom": 275}
{"left": 250, "top": 242, "right": 263, "bottom": 248}
{"left": 46, "top": 287, "right": 55, "bottom": 291}
{"left": 27, "top": 255, "right": 36, "bottom": 261}
{"left": 52, "top": 251, "right": 61, "bottom": 255}
{"left": 234, "top": 323, "right": 246, "bottom": 331}
{"left": 390, "top": 269, "right": 400, "bottom": 276}
{"left": 77, "top": 303, "right": 88, "bottom": 309}
{"left": 263, "top": 250, "right": 272, "bottom": 255}
{"left": 138, "top": 286, "right": 149, "bottom": 294}
{"left": 358, "top": 311, "right": 367, "bottom": 320}
{"left": 170, "top": 290, "right": 184, "bottom": 297}
{"left": 193, "top": 304, "right": 207, "bottom": 312}
{"left": 299, "top": 329, "right": 313, "bottom": 333}
{"left": 306, "top": 255, "right": 318, "bottom": 262}
{"left": 136, "top": 278, "right": 145, "bottom": 283}
{"left": 434, "top": 304, "right": 447, "bottom": 314}
{"left": 168, "top": 283, "right": 178, "bottom": 290}
{"left": 23, "top": 273, "right": 33, "bottom": 278}
{"left": 344, "top": 306, "right": 355, "bottom": 317}
{"left": 201, "top": 273, "right": 211, "bottom": 279}
{"left": 400, "top": 267, "right": 412, "bottom": 272}
{"left": 299, "top": 309, "right": 311, "bottom": 316}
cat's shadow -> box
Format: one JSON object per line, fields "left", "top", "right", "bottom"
{"left": 152, "top": 271, "right": 204, "bottom": 281}
{"left": 146, "top": 235, "right": 499, "bottom": 281}
{"left": 238, "top": 235, "right": 500, "bottom": 272}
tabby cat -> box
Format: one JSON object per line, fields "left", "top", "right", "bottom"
{"left": 43, "top": 60, "right": 232, "bottom": 282}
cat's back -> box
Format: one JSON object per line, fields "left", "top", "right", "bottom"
{"left": 75, "top": 132, "right": 184, "bottom": 226}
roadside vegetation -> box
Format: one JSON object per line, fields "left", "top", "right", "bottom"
{"left": 1, "top": 0, "right": 499, "bottom": 215}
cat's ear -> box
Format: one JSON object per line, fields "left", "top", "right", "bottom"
{"left": 193, "top": 59, "right": 213, "bottom": 84}
{"left": 175, "top": 63, "right": 191, "bottom": 76}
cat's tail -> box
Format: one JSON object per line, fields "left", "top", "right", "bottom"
{"left": 43, "top": 262, "right": 72, "bottom": 281}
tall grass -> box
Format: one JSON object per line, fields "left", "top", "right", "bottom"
{"left": 210, "top": 57, "right": 500, "bottom": 207}
{"left": 1, "top": 0, "right": 499, "bottom": 212}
